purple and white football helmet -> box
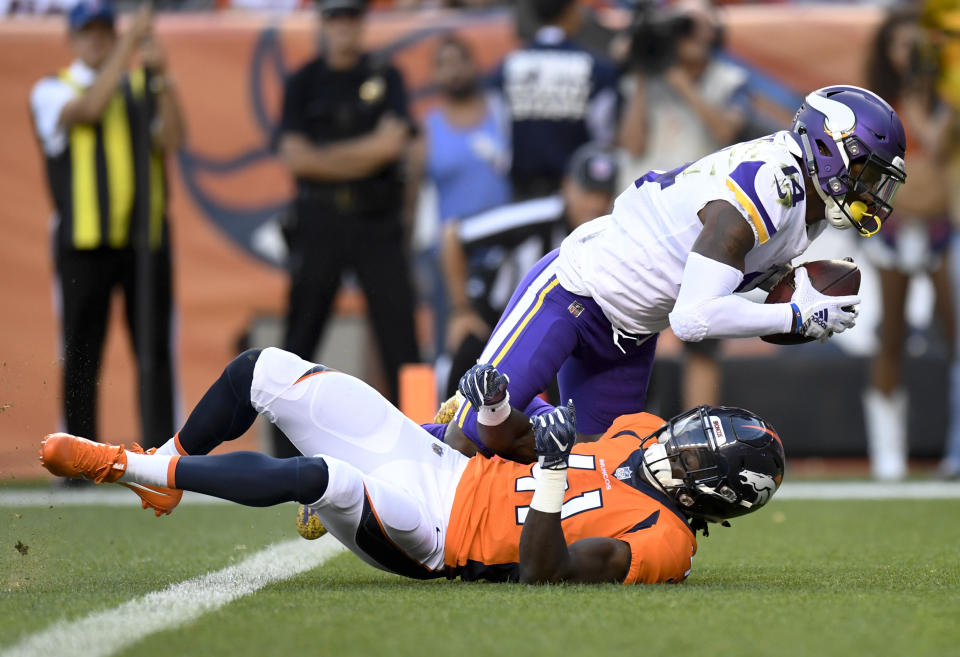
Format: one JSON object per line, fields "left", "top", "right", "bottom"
{"left": 791, "top": 85, "right": 907, "bottom": 237}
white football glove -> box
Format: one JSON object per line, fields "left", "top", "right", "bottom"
{"left": 789, "top": 266, "right": 861, "bottom": 342}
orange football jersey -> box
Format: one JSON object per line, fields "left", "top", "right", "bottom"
{"left": 444, "top": 412, "right": 698, "bottom": 584}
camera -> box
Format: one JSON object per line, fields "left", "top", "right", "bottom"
{"left": 625, "top": 0, "right": 697, "bottom": 74}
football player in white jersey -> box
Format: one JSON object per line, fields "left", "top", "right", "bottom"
{"left": 449, "top": 85, "right": 907, "bottom": 460}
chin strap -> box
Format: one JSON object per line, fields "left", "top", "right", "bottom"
{"left": 687, "top": 517, "right": 732, "bottom": 538}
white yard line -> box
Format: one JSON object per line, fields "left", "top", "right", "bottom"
{"left": 3, "top": 481, "right": 960, "bottom": 508}
{"left": 0, "top": 535, "right": 345, "bottom": 657}
{"left": 0, "top": 487, "right": 228, "bottom": 507}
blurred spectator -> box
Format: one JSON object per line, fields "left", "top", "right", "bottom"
{"left": 2, "top": 0, "right": 72, "bottom": 14}
{"left": 860, "top": 8, "right": 955, "bottom": 480}
{"left": 226, "top": 0, "right": 306, "bottom": 9}
{"left": 412, "top": 34, "right": 511, "bottom": 360}
{"left": 29, "top": 2, "right": 185, "bottom": 457}
{"left": 513, "top": 0, "right": 619, "bottom": 57}
{"left": 493, "top": 0, "right": 619, "bottom": 199}
{"left": 924, "top": 0, "right": 960, "bottom": 480}
{"left": 617, "top": 0, "right": 749, "bottom": 409}
{"left": 274, "top": 0, "right": 420, "bottom": 456}
{"left": 618, "top": 0, "right": 748, "bottom": 187}
{"left": 441, "top": 142, "right": 618, "bottom": 396}
{"left": 423, "top": 35, "right": 512, "bottom": 226}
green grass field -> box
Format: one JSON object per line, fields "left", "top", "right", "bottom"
{"left": 3, "top": 494, "right": 960, "bottom": 657}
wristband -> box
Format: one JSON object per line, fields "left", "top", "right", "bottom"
{"left": 790, "top": 303, "right": 802, "bottom": 333}
{"left": 529, "top": 467, "right": 567, "bottom": 514}
{"left": 477, "top": 391, "right": 511, "bottom": 426}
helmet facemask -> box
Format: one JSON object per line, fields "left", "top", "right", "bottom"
{"left": 643, "top": 408, "right": 739, "bottom": 522}
{"left": 642, "top": 406, "right": 784, "bottom": 525}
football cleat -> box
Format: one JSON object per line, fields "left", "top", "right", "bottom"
{"left": 123, "top": 443, "right": 183, "bottom": 517}
{"left": 296, "top": 504, "right": 327, "bottom": 540}
{"left": 40, "top": 433, "right": 182, "bottom": 516}
{"left": 40, "top": 432, "right": 128, "bottom": 483}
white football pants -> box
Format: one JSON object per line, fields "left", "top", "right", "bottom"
{"left": 250, "top": 347, "right": 469, "bottom": 574}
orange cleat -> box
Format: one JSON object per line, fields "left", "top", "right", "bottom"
{"left": 39, "top": 433, "right": 182, "bottom": 516}
{"left": 122, "top": 443, "right": 183, "bottom": 517}
{"left": 40, "top": 432, "right": 127, "bottom": 483}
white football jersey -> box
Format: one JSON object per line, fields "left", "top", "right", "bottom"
{"left": 554, "top": 131, "right": 826, "bottom": 335}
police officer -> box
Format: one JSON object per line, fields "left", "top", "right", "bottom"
{"left": 29, "top": 2, "right": 185, "bottom": 456}
{"left": 275, "top": 0, "right": 420, "bottom": 456}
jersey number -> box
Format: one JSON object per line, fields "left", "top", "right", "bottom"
{"left": 514, "top": 455, "right": 604, "bottom": 525}
{"left": 777, "top": 165, "right": 805, "bottom": 207}
{"left": 634, "top": 161, "right": 693, "bottom": 190}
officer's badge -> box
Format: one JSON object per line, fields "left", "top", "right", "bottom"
{"left": 568, "top": 301, "right": 584, "bottom": 317}
{"left": 359, "top": 76, "right": 385, "bottom": 103}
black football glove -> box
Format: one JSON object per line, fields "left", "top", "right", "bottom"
{"left": 532, "top": 400, "right": 577, "bottom": 470}
{"left": 458, "top": 363, "right": 509, "bottom": 410}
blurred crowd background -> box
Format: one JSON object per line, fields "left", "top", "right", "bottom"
{"left": 2, "top": 0, "right": 959, "bottom": 482}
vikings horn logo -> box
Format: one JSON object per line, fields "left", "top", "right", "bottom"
{"left": 738, "top": 469, "right": 777, "bottom": 507}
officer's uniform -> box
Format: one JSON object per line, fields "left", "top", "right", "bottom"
{"left": 276, "top": 46, "right": 419, "bottom": 456}
{"left": 30, "top": 59, "right": 175, "bottom": 448}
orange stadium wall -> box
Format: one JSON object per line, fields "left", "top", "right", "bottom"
{"left": 0, "top": 5, "right": 883, "bottom": 481}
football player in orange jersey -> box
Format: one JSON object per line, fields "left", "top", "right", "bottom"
{"left": 40, "top": 348, "right": 784, "bottom": 584}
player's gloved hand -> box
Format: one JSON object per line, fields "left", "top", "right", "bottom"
{"left": 458, "top": 363, "right": 510, "bottom": 426}
{"left": 789, "top": 266, "right": 861, "bottom": 342}
{"left": 532, "top": 400, "right": 577, "bottom": 470}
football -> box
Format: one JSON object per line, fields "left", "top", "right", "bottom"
{"left": 760, "top": 258, "right": 861, "bottom": 345}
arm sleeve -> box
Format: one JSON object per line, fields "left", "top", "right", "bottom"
{"left": 668, "top": 252, "right": 794, "bottom": 341}
{"left": 30, "top": 77, "right": 75, "bottom": 157}
{"left": 385, "top": 66, "right": 417, "bottom": 136}
{"left": 385, "top": 67, "right": 410, "bottom": 117}
{"left": 279, "top": 71, "right": 306, "bottom": 136}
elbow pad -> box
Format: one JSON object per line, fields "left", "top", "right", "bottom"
{"left": 669, "top": 252, "right": 744, "bottom": 342}
{"left": 668, "top": 305, "right": 709, "bottom": 342}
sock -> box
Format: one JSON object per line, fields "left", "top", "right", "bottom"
{"left": 120, "top": 451, "right": 174, "bottom": 488}
{"left": 173, "top": 452, "right": 329, "bottom": 507}
{"left": 176, "top": 349, "right": 261, "bottom": 455}
{"left": 155, "top": 434, "right": 186, "bottom": 457}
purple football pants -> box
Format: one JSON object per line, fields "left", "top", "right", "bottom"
{"left": 453, "top": 250, "right": 658, "bottom": 452}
